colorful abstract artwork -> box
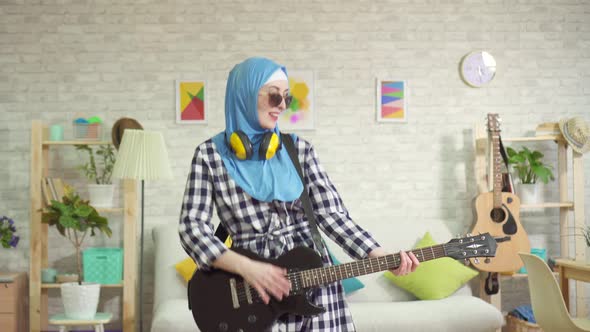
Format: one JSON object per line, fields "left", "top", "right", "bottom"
{"left": 279, "top": 70, "right": 314, "bottom": 131}
{"left": 377, "top": 79, "right": 407, "bottom": 123}
{"left": 176, "top": 80, "right": 206, "bottom": 124}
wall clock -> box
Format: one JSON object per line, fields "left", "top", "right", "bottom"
{"left": 460, "top": 51, "right": 496, "bottom": 87}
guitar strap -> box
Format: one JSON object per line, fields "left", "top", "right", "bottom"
{"left": 498, "top": 138, "right": 510, "bottom": 168}
{"left": 484, "top": 137, "right": 509, "bottom": 295}
{"left": 485, "top": 271, "right": 500, "bottom": 295}
{"left": 281, "top": 133, "right": 327, "bottom": 255}
{"left": 498, "top": 137, "right": 515, "bottom": 194}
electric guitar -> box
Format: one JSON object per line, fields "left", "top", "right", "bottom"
{"left": 188, "top": 233, "right": 498, "bottom": 332}
{"left": 470, "top": 113, "right": 530, "bottom": 272}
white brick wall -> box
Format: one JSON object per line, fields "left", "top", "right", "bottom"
{"left": 1, "top": 0, "right": 590, "bottom": 329}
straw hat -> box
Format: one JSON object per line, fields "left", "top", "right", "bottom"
{"left": 111, "top": 117, "right": 143, "bottom": 149}
{"left": 559, "top": 117, "right": 590, "bottom": 154}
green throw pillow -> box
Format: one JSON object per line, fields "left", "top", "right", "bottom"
{"left": 328, "top": 251, "right": 365, "bottom": 294}
{"left": 384, "top": 232, "right": 478, "bottom": 300}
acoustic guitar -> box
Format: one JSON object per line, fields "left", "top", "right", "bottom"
{"left": 188, "top": 233, "right": 498, "bottom": 332}
{"left": 470, "top": 113, "right": 530, "bottom": 272}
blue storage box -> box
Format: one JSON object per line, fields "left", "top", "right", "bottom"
{"left": 83, "top": 247, "right": 123, "bottom": 284}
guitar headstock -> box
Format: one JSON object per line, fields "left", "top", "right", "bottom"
{"left": 445, "top": 233, "right": 497, "bottom": 263}
{"left": 486, "top": 113, "right": 501, "bottom": 133}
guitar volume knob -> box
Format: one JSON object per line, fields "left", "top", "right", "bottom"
{"left": 218, "top": 322, "right": 228, "bottom": 331}
{"left": 248, "top": 315, "right": 257, "bottom": 323}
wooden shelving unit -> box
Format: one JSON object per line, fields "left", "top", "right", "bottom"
{"left": 29, "top": 120, "right": 137, "bottom": 332}
{"left": 40, "top": 283, "right": 124, "bottom": 289}
{"left": 473, "top": 123, "right": 587, "bottom": 318}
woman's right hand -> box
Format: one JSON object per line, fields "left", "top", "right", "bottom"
{"left": 239, "top": 259, "right": 291, "bottom": 304}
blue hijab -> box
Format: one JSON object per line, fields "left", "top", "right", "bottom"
{"left": 211, "top": 57, "right": 303, "bottom": 202}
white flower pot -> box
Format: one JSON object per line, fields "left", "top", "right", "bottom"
{"left": 88, "top": 184, "right": 114, "bottom": 207}
{"left": 60, "top": 282, "right": 100, "bottom": 319}
{"left": 517, "top": 183, "right": 540, "bottom": 204}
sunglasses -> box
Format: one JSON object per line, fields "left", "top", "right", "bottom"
{"left": 262, "top": 91, "right": 293, "bottom": 108}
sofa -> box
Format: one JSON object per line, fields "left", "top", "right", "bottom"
{"left": 151, "top": 222, "right": 504, "bottom": 332}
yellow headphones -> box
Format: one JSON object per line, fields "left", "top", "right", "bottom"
{"left": 229, "top": 130, "right": 281, "bottom": 160}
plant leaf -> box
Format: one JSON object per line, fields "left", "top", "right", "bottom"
{"left": 74, "top": 205, "right": 93, "bottom": 218}
{"left": 59, "top": 215, "right": 78, "bottom": 229}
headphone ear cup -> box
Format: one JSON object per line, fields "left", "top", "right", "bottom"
{"left": 259, "top": 132, "right": 281, "bottom": 160}
{"left": 229, "top": 131, "right": 253, "bottom": 160}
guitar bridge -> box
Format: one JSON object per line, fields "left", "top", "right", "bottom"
{"left": 244, "top": 281, "right": 253, "bottom": 304}
{"left": 229, "top": 278, "right": 240, "bottom": 309}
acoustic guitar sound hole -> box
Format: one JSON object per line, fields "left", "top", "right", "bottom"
{"left": 490, "top": 208, "right": 506, "bottom": 223}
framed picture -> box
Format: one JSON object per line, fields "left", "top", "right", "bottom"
{"left": 376, "top": 79, "right": 407, "bottom": 123}
{"left": 176, "top": 79, "right": 207, "bottom": 124}
{"left": 279, "top": 70, "right": 315, "bottom": 131}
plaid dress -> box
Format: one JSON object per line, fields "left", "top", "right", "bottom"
{"left": 179, "top": 137, "right": 380, "bottom": 332}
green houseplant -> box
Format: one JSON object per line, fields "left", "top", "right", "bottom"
{"left": 506, "top": 146, "right": 555, "bottom": 203}
{"left": 41, "top": 186, "right": 112, "bottom": 284}
{"left": 76, "top": 144, "right": 116, "bottom": 207}
{"left": 41, "top": 185, "right": 112, "bottom": 319}
{"left": 506, "top": 146, "right": 555, "bottom": 184}
{"left": 75, "top": 144, "right": 115, "bottom": 185}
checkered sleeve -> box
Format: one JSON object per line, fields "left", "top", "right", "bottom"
{"left": 301, "top": 139, "right": 381, "bottom": 260}
{"left": 178, "top": 144, "right": 228, "bottom": 271}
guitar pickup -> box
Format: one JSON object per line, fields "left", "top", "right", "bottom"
{"left": 229, "top": 278, "right": 240, "bottom": 309}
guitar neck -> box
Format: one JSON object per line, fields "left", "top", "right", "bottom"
{"left": 491, "top": 132, "right": 503, "bottom": 207}
{"left": 297, "top": 244, "right": 447, "bottom": 289}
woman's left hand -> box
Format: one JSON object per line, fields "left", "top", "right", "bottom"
{"left": 368, "top": 247, "right": 420, "bottom": 276}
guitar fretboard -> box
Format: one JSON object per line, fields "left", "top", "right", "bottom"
{"left": 290, "top": 244, "right": 447, "bottom": 290}
{"left": 491, "top": 132, "right": 503, "bottom": 209}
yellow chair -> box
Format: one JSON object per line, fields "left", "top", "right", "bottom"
{"left": 519, "top": 252, "right": 590, "bottom": 332}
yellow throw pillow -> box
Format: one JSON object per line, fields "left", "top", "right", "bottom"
{"left": 384, "top": 232, "right": 479, "bottom": 300}
{"left": 175, "top": 257, "right": 197, "bottom": 283}
{"left": 175, "top": 236, "right": 233, "bottom": 283}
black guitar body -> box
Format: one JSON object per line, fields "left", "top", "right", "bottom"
{"left": 188, "top": 246, "right": 326, "bottom": 332}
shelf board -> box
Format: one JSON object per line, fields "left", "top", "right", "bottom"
{"left": 521, "top": 202, "right": 574, "bottom": 209}
{"left": 96, "top": 207, "right": 124, "bottom": 213}
{"left": 500, "top": 272, "right": 559, "bottom": 279}
{"left": 502, "top": 135, "right": 563, "bottom": 143}
{"left": 43, "top": 140, "right": 112, "bottom": 146}
{"left": 42, "top": 282, "right": 123, "bottom": 289}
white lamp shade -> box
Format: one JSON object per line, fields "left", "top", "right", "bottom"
{"left": 112, "top": 129, "right": 173, "bottom": 181}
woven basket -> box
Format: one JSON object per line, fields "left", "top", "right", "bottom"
{"left": 506, "top": 315, "right": 543, "bottom": 332}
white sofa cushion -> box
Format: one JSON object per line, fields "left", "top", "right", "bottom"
{"left": 151, "top": 299, "right": 197, "bottom": 332}
{"left": 349, "top": 296, "right": 504, "bottom": 332}
{"left": 152, "top": 223, "right": 190, "bottom": 313}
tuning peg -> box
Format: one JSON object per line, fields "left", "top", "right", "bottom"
{"left": 474, "top": 258, "right": 480, "bottom": 264}
{"left": 463, "top": 259, "right": 470, "bottom": 266}
{"left": 485, "top": 258, "right": 491, "bottom": 264}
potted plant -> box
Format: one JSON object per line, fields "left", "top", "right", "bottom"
{"left": 506, "top": 146, "right": 555, "bottom": 204}
{"left": 41, "top": 186, "right": 112, "bottom": 319}
{"left": 76, "top": 144, "right": 116, "bottom": 207}
{"left": 0, "top": 216, "right": 19, "bottom": 249}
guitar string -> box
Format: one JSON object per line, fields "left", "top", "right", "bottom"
{"left": 234, "top": 246, "right": 450, "bottom": 303}
{"left": 234, "top": 247, "right": 448, "bottom": 303}
{"left": 233, "top": 245, "right": 450, "bottom": 304}
{"left": 235, "top": 252, "right": 443, "bottom": 304}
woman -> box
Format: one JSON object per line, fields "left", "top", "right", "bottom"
{"left": 179, "top": 57, "right": 419, "bottom": 331}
